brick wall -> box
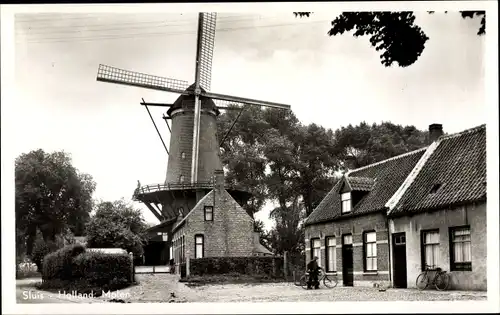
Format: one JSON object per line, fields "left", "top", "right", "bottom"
{"left": 389, "top": 202, "right": 487, "bottom": 291}
{"left": 304, "top": 212, "right": 390, "bottom": 286}
{"left": 173, "top": 185, "right": 254, "bottom": 262}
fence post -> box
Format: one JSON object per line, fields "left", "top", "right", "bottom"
{"left": 284, "top": 251, "right": 288, "bottom": 279}
{"left": 129, "top": 252, "right": 134, "bottom": 283}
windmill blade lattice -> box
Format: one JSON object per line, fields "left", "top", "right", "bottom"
{"left": 97, "top": 64, "right": 190, "bottom": 94}
{"left": 195, "top": 12, "right": 217, "bottom": 91}
{"left": 208, "top": 91, "right": 291, "bottom": 110}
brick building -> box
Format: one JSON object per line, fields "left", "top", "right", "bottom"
{"left": 304, "top": 147, "right": 426, "bottom": 287}
{"left": 387, "top": 124, "right": 486, "bottom": 290}
{"left": 171, "top": 170, "right": 272, "bottom": 268}
{"left": 304, "top": 124, "right": 487, "bottom": 290}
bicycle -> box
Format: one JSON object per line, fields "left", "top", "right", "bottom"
{"left": 416, "top": 264, "right": 450, "bottom": 291}
{"left": 295, "top": 269, "right": 338, "bottom": 289}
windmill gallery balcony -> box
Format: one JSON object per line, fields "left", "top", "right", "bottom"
{"left": 133, "top": 180, "right": 252, "bottom": 222}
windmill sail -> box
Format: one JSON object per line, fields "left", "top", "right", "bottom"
{"left": 209, "top": 92, "right": 291, "bottom": 110}
{"left": 97, "top": 64, "right": 190, "bottom": 95}
{"left": 194, "top": 12, "right": 217, "bottom": 92}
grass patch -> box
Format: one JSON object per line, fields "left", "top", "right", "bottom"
{"left": 181, "top": 272, "right": 287, "bottom": 287}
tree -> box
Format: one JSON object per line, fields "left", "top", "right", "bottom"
{"left": 85, "top": 199, "right": 148, "bottom": 257}
{"left": 15, "top": 149, "right": 96, "bottom": 256}
{"left": 294, "top": 11, "right": 486, "bottom": 67}
{"left": 334, "top": 121, "right": 428, "bottom": 169}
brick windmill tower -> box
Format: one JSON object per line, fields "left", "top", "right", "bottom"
{"left": 96, "top": 13, "right": 290, "bottom": 264}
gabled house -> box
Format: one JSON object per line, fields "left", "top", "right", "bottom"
{"left": 304, "top": 145, "right": 427, "bottom": 287}
{"left": 304, "top": 123, "right": 487, "bottom": 291}
{"left": 386, "top": 124, "right": 486, "bottom": 290}
{"left": 171, "top": 170, "right": 272, "bottom": 268}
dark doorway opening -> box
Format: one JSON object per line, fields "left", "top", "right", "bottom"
{"left": 342, "top": 234, "right": 354, "bottom": 286}
{"left": 392, "top": 232, "right": 408, "bottom": 288}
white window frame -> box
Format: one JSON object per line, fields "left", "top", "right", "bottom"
{"left": 311, "top": 238, "right": 322, "bottom": 267}
{"left": 204, "top": 206, "right": 213, "bottom": 221}
{"left": 341, "top": 192, "right": 352, "bottom": 213}
{"left": 195, "top": 234, "right": 204, "bottom": 259}
{"left": 325, "top": 236, "right": 336, "bottom": 272}
{"left": 364, "top": 231, "right": 377, "bottom": 271}
{"left": 422, "top": 230, "right": 440, "bottom": 270}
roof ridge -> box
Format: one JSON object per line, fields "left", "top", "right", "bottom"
{"left": 385, "top": 140, "right": 440, "bottom": 214}
{"left": 438, "top": 124, "right": 485, "bottom": 141}
{"left": 347, "top": 147, "right": 428, "bottom": 175}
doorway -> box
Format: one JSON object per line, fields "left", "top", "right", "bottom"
{"left": 342, "top": 234, "right": 354, "bottom": 286}
{"left": 392, "top": 232, "right": 407, "bottom": 288}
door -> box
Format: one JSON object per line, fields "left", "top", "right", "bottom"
{"left": 342, "top": 234, "right": 354, "bottom": 286}
{"left": 392, "top": 233, "right": 407, "bottom": 288}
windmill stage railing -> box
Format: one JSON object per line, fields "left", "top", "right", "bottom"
{"left": 133, "top": 181, "right": 249, "bottom": 200}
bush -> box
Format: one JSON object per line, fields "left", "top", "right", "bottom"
{"left": 32, "top": 238, "right": 63, "bottom": 271}
{"left": 190, "top": 256, "right": 284, "bottom": 278}
{"left": 72, "top": 251, "right": 132, "bottom": 287}
{"left": 40, "top": 244, "right": 132, "bottom": 296}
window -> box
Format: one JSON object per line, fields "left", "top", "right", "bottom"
{"left": 421, "top": 230, "right": 440, "bottom": 270}
{"left": 450, "top": 227, "right": 472, "bottom": 271}
{"left": 341, "top": 192, "right": 351, "bottom": 213}
{"left": 195, "top": 235, "right": 204, "bottom": 258}
{"left": 311, "top": 238, "right": 321, "bottom": 267}
{"left": 343, "top": 234, "right": 353, "bottom": 245}
{"left": 179, "top": 175, "right": 185, "bottom": 183}
{"left": 364, "top": 231, "right": 377, "bottom": 271}
{"left": 204, "top": 206, "right": 213, "bottom": 221}
{"left": 325, "top": 237, "right": 336, "bottom": 272}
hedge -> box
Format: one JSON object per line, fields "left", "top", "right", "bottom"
{"left": 189, "top": 256, "right": 284, "bottom": 278}
{"left": 40, "top": 244, "right": 132, "bottom": 296}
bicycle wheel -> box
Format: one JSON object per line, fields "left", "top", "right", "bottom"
{"left": 300, "top": 275, "right": 308, "bottom": 290}
{"left": 323, "top": 275, "right": 338, "bottom": 288}
{"left": 435, "top": 272, "right": 450, "bottom": 291}
{"left": 416, "top": 273, "right": 429, "bottom": 290}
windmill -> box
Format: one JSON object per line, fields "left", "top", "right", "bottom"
{"left": 96, "top": 13, "right": 291, "bottom": 225}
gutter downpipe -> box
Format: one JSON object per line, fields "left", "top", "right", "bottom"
{"left": 385, "top": 209, "right": 392, "bottom": 287}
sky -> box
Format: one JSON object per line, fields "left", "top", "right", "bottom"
{"left": 8, "top": 8, "right": 487, "bottom": 230}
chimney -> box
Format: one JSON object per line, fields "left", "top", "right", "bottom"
{"left": 429, "top": 123, "right": 444, "bottom": 143}
{"left": 214, "top": 169, "right": 224, "bottom": 191}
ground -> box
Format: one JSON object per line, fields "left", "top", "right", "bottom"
{"left": 16, "top": 274, "right": 487, "bottom": 303}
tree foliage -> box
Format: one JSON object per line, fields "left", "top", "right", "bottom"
{"left": 85, "top": 199, "right": 149, "bottom": 257}
{"left": 294, "top": 11, "right": 486, "bottom": 67}
{"left": 15, "top": 149, "right": 96, "bottom": 256}
{"left": 334, "top": 121, "right": 428, "bottom": 169}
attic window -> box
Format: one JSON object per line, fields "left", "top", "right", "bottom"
{"left": 429, "top": 183, "right": 442, "bottom": 194}
{"left": 341, "top": 192, "right": 352, "bottom": 213}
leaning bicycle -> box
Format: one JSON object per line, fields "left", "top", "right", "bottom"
{"left": 416, "top": 264, "right": 450, "bottom": 291}
{"left": 295, "top": 269, "right": 338, "bottom": 289}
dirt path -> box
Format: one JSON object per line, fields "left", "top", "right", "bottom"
{"left": 95, "top": 274, "right": 199, "bottom": 303}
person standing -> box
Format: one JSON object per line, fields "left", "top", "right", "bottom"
{"left": 307, "top": 256, "right": 322, "bottom": 289}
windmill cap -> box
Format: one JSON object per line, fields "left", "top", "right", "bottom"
{"left": 166, "top": 83, "right": 219, "bottom": 117}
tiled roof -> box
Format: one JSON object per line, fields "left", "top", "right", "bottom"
{"left": 389, "top": 124, "right": 486, "bottom": 216}
{"left": 305, "top": 148, "right": 427, "bottom": 225}
{"left": 347, "top": 176, "right": 375, "bottom": 191}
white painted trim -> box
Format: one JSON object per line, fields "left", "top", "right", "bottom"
{"left": 385, "top": 141, "right": 440, "bottom": 213}
{"left": 353, "top": 271, "right": 389, "bottom": 275}
{"left": 376, "top": 240, "right": 388, "bottom": 244}
{"left": 353, "top": 242, "right": 363, "bottom": 247}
